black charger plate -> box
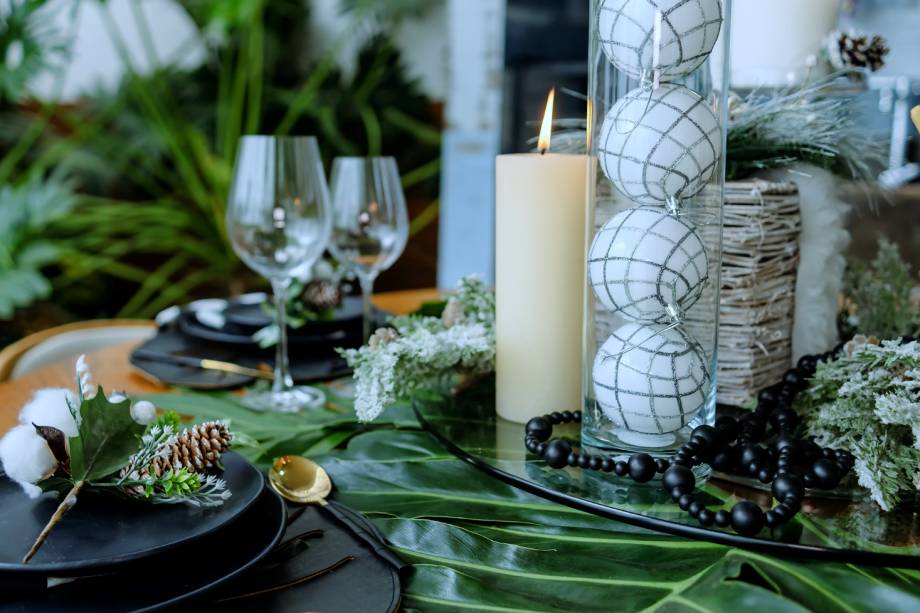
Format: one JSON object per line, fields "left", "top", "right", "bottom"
{"left": 130, "top": 331, "right": 353, "bottom": 389}
{"left": 0, "top": 486, "right": 286, "bottom": 612}
{"left": 0, "top": 452, "right": 263, "bottom": 574}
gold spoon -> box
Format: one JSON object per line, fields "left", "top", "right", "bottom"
{"left": 268, "top": 455, "right": 406, "bottom": 570}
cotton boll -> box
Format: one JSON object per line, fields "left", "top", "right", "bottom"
{"left": 108, "top": 392, "right": 128, "bottom": 403}
{"left": 130, "top": 400, "right": 156, "bottom": 425}
{"left": 0, "top": 424, "right": 57, "bottom": 498}
{"left": 19, "top": 388, "right": 79, "bottom": 437}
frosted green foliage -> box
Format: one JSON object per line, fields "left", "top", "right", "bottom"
{"left": 844, "top": 239, "right": 920, "bottom": 340}
{"left": 796, "top": 339, "right": 920, "bottom": 511}
{"left": 340, "top": 276, "right": 495, "bottom": 422}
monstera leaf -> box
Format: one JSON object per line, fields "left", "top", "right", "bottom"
{"left": 153, "top": 390, "right": 920, "bottom": 610}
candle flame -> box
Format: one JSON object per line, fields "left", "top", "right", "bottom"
{"left": 538, "top": 88, "right": 555, "bottom": 154}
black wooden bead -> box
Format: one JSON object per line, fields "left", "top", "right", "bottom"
{"left": 781, "top": 498, "right": 802, "bottom": 513}
{"left": 536, "top": 443, "right": 547, "bottom": 455}
{"left": 688, "top": 501, "right": 705, "bottom": 518}
{"left": 662, "top": 465, "right": 696, "bottom": 495}
{"left": 757, "top": 467, "right": 774, "bottom": 483}
{"left": 614, "top": 461, "right": 628, "bottom": 477}
{"left": 772, "top": 504, "right": 793, "bottom": 520}
{"left": 578, "top": 454, "right": 591, "bottom": 469}
{"left": 655, "top": 458, "right": 670, "bottom": 473}
{"left": 671, "top": 487, "right": 684, "bottom": 502}
{"left": 543, "top": 440, "right": 572, "bottom": 469}
{"left": 561, "top": 410, "right": 574, "bottom": 423}
{"left": 764, "top": 510, "right": 780, "bottom": 529}
{"left": 698, "top": 509, "right": 715, "bottom": 526}
{"left": 803, "top": 472, "right": 815, "bottom": 487}
{"left": 601, "top": 458, "right": 614, "bottom": 473}
{"left": 572, "top": 410, "right": 582, "bottom": 422}
{"left": 525, "top": 438, "right": 539, "bottom": 453}
{"left": 772, "top": 433, "right": 798, "bottom": 453}
{"left": 549, "top": 411, "right": 563, "bottom": 424}
{"left": 715, "top": 416, "right": 740, "bottom": 444}
{"left": 731, "top": 501, "right": 765, "bottom": 537}
{"left": 810, "top": 458, "right": 842, "bottom": 489}
{"left": 714, "top": 510, "right": 731, "bottom": 528}
{"left": 589, "top": 455, "right": 602, "bottom": 471}
{"left": 567, "top": 452, "right": 579, "bottom": 467}
{"left": 740, "top": 444, "right": 766, "bottom": 468}
{"left": 783, "top": 369, "right": 805, "bottom": 390}
{"left": 673, "top": 452, "right": 692, "bottom": 467}
{"left": 758, "top": 386, "right": 779, "bottom": 407}
{"left": 797, "top": 355, "right": 818, "bottom": 375}
{"left": 525, "top": 417, "right": 552, "bottom": 442}
{"left": 771, "top": 474, "right": 804, "bottom": 502}
{"left": 628, "top": 453, "right": 657, "bottom": 483}
{"left": 710, "top": 447, "right": 739, "bottom": 473}
{"left": 678, "top": 494, "right": 694, "bottom": 511}
{"left": 739, "top": 414, "right": 766, "bottom": 440}
{"left": 691, "top": 425, "right": 719, "bottom": 448}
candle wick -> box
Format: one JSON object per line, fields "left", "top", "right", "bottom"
{"left": 540, "top": 148, "right": 547, "bottom": 156}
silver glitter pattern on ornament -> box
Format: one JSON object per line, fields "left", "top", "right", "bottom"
{"left": 593, "top": 322, "right": 709, "bottom": 436}
{"left": 588, "top": 207, "right": 708, "bottom": 322}
{"left": 598, "top": 83, "right": 721, "bottom": 205}
{"left": 597, "top": 0, "right": 723, "bottom": 80}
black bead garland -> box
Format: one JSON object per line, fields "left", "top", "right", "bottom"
{"left": 522, "top": 346, "right": 862, "bottom": 538}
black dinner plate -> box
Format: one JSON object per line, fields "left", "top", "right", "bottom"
{"left": 0, "top": 486, "right": 286, "bottom": 612}
{"left": 224, "top": 295, "right": 365, "bottom": 333}
{"left": 0, "top": 452, "right": 263, "bottom": 575}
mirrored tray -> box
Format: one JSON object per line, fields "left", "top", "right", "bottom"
{"left": 413, "top": 380, "right": 919, "bottom": 569}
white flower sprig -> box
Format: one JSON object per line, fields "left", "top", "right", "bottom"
{"left": 339, "top": 276, "right": 495, "bottom": 422}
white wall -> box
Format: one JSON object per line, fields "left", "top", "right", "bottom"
{"left": 25, "top": 0, "right": 449, "bottom": 103}
{"left": 28, "top": 0, "right": 204, "bottom": 101}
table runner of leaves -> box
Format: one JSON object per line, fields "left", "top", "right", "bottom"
{"left": 146, "top": 389, "right": 920, "bottom": 612}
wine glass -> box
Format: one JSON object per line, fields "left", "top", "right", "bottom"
{"left": 226, "top": 136, "right": 332, "bottom": 412}
{"left": 328, "top": 157, "right": 409, "bottom": 341}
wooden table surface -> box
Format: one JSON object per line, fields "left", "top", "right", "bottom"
{"left": 0, "top": 288, "right": 441, "bottom": 435}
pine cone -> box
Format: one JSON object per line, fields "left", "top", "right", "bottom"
{"left": 126, "top": 421, "right": 232, "bottom": 482}
{"left": 301, "top": 280, "right": 342, "bottom": 312}
{"left": 829, "top": 31, "right": 889, "bottom": 72}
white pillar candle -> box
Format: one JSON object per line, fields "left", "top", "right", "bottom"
{"left": 495, "top": 91, "right": 588, "bottom": 424}
{"left": 716, "top": 0, "right": 841, "bottom": 88}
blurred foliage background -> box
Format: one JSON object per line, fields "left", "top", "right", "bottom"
{"left": 0, "top": 0, "right": 442, "bottom": 347}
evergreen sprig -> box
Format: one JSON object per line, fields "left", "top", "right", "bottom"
{"left": 339, "top": 276, "right": 495, "bottom": 422}
{"left": 796, "top": 339, "right": 920, "bottom": 511}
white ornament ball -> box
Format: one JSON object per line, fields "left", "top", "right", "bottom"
{"left": 598, "top": 84, "right": 722, "bottom": 205}
{"left": 597, "top": 0, "right": 723, "bottom": 79}
{"left": 593, "top": 322, "right": 709, "bottom": 435}
{"left": 589, "top": 207, "right": 708, "bottom": 321}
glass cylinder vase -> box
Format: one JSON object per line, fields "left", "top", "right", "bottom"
{"left": 582, "top": 0, "right": 731, "bottom": 459}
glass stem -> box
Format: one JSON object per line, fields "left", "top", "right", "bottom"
{"left": 357, "top": 273, "right": 377, "bottom": 343}
{"left": 271, "top": 278, "right": 294, "bottom": 393}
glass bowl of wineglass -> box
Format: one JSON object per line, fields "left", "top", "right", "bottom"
{"left": 226, "top": 135, "right": 332, "bottom": 412}
{"left": 328, "top": 157, "right": 409, "bottom": 341}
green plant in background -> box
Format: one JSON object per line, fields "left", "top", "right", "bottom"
{"left": 0, "top": 0, "right": 442, "bottom": 326}
{"left": 841, "top": 238, "right": 920, "bottom": 340}
{"left": 0, "top": 0, "right": 68, "bottom": 103}
{"left": 0, "top": 179, "right": 75, "bottom": 319}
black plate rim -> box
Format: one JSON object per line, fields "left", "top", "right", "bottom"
{"left": 178, "top": 309, "right": 357, "bottom": 346}
{"left": 413, "top": 402, "right": 920, "bottom": 570}
{"left": 135, "top": 486, "right": 286, "bottom": 613}
{"left": 223, "top": 295, "right": 365, "bottom": 330}
{"left": 0, "top": 452, "right": 265, "bottom": 574}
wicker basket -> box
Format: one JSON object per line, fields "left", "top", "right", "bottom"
{"left": 718, "top": 180, "right": 801, "bottom": 406}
